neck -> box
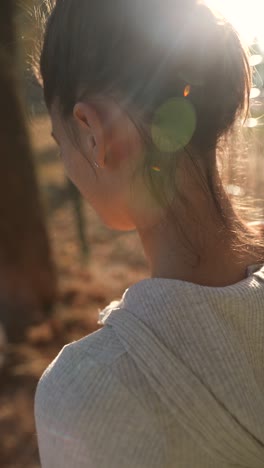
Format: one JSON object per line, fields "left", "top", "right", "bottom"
{"left": 137, "top": 164, "right": 261, "bottom": 287}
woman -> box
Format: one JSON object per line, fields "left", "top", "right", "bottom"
{"left": 34, "top": 0, "right": 264, "bottom": 466}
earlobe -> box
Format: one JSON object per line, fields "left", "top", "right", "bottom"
{"left": 73, "top": 101, "right": 106, "bottom": 169}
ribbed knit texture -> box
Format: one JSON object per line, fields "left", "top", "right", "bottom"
{"left": 35, "top": 265, "right": 264, "bottom": 467}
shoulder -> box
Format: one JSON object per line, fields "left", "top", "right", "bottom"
{"left": 35, "top": 322, "right": 126, "bottom": 412}
{"left": 35, "top": 315, "right": 167, "bottom": 467}
{"left": 35, "top": 307, "right": 162, "bottom": 425}
{"left": 35, "top": 322, "right": 139, "bottom": 446}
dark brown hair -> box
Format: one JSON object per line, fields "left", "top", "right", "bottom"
{"left": 40, "top": 0, "right": 250, "bottom": 142}
{"left": 36, "top": 0, "right": 264, "bottom": 256}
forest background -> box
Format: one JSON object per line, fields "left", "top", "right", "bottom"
{"left": 1, "top": 1, "right": 264, "bottom": 467}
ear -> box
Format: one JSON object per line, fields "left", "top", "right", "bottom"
{"left": 73, "top": 102, "right": 106, "bottom": 168}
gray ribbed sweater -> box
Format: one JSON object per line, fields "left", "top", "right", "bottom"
{"left": 35, "top": 265, "right": 264, "bottom": 468}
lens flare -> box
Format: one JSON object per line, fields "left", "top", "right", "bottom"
{"left": 244, "top": 117, "right": 258, "bottom": 128}
{"left": 250, "top": 88, "right": 261, "bottom": 99}
{"left": 184, "top": 85, "right": 191, "bottom": 97}
{"left": 205, "top": 0, "right": 264, "bottom": 45}
{"left": 249, "top": 55, "right": 263, "bottom": 67}
{"left": 151, "top": 165, "right": 161, "bottom": 172}
{"left": 151, "top": 98, "right": 196, "bottom": 153}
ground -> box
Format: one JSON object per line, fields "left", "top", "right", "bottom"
{"left": 0, "top": 115, "right": 149, "bottom": 468}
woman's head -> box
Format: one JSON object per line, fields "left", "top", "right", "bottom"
{"left": 38, "top": 0, "right": 251, "bottom": 235}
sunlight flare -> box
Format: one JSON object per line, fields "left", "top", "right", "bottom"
{"left": 205, "top": 0, "right": 264, "bottom": 45}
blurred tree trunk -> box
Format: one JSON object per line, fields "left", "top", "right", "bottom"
{"left": 0, "top": 1, "right": 57, "bottom": 341}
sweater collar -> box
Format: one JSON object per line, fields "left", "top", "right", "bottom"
{"left": 99, "top": 264, "right": 264, "bottom": 347}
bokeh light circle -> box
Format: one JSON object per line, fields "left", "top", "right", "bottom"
{"left": 151, "top": 98, "right": 196, "bottom": 153}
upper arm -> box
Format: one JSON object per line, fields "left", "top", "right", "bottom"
{"left": 35, "top": 344, "right": 166, "bottom": 468}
